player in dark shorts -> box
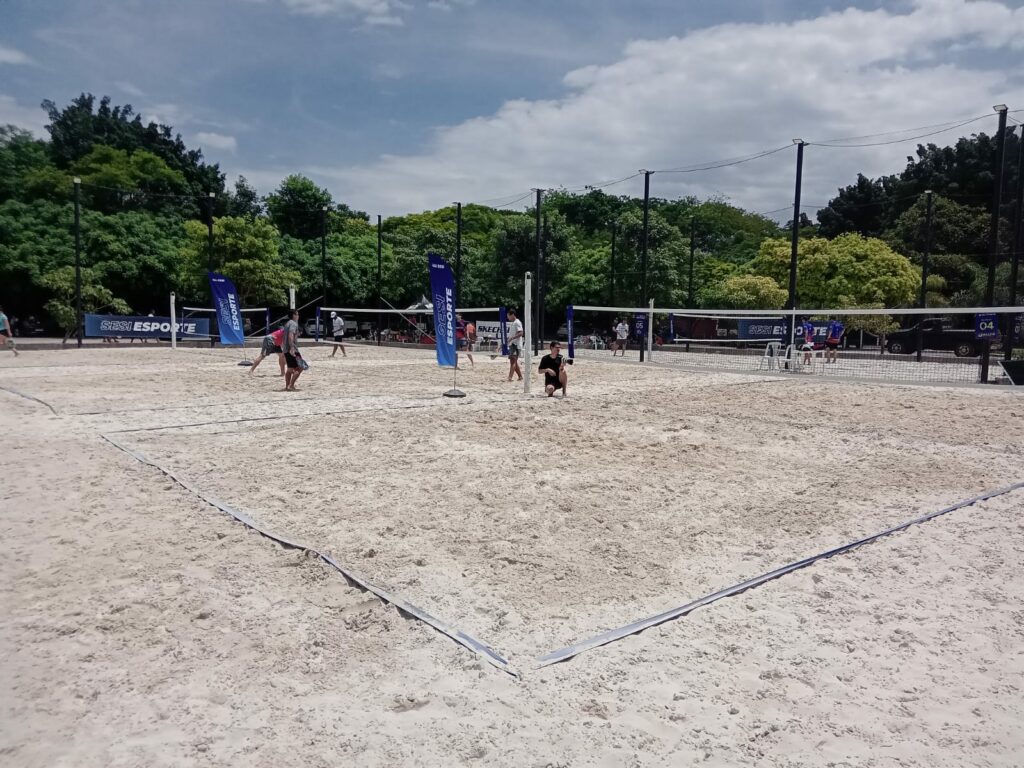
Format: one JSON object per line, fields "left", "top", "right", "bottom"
{"left": 538, "top": 340, "right": 568, "bottom": 398}
{"left": 282, "top": 310, "right": 305, "bottom": 391}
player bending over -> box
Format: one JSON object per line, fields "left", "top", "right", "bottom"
{"left": 250, "top": 326, "right": 285, "bottom": 376}
{"left": 539, "top": 341, "right": 568, "bottom": 398}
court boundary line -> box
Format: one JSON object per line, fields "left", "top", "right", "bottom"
{"left": 100, "top": 432, "right": 518, "bottom": 678}
{"left": 0, "top": 384, "right": 59, "bottom": 415}
{"left": 536, "top": 480, "right": 1024, "bottom": 667}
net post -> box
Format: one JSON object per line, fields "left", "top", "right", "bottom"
{"left": 170, "top": 292, "right": 177, "bottom": 350}
{"left": 315, "top": 306, "right": 321, "bottom": 343}
{"left": 265, "top": 308, "right": 270, "bottom": 336}
{"left": 288, "top": 285, "right": 296, "bottom": 311}
{"left": 647, "top": 298, "right": 654, "bottom": 363}
{"left": 524, "top": 272, "right": 533, "bottom": 394}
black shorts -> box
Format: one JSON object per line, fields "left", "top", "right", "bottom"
{"left": 545, "top": 377, "right": 564, "bottom": 390}
{"left": 284, "top": 353, "right": 300, "bottom": 369}
{"left": 333, "top": 335, "right": 344, "bottom": 343}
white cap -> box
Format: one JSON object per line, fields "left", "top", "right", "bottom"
{"left": 330, "top": 311, "right": 337, "bottom": 318}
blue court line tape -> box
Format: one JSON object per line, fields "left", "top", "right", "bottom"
{"left": 100, "top": 433, "right": 517, "bottom": 677}
{"left": 0, "top": 384, "right": 59, "bottom": 415}
{"left": 536, "top": 480, "right": 1024, "bottom": 668}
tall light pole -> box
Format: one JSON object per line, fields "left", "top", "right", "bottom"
{"left": 639, "top": 169, "right": 652, "bottom": 362}
{"left": 206, "top": 192, "right": 215, "bottom": 273}
{"left": 321, "top": 205, "right": 329, "bottom": 306}
{"left": 787, "top": 140, "right": 807, "bottom": 348}
{"left": 1006, "top": 127, "right": 1024, "bottom": 362}
{"left": 534, "top": 188, "right": 543, "bottom": 353}
{"left": 608, "top": 220, "right": 617, "bottom": 306}
{"left": 981, "top": 105, "right": 1008, "bottom": 384}
{"left": 376, "top": 214, "right": 383, "bottom": 346}
{"left": 916, "top": 190, "right": 934, "bottom": 363}
{"left": 454, "top": 202, "right": 462, "bottom": 308}
{"left": 688, "top": 215, "right": 697, "bottom": 309}
{"left": 73, "top": 177, "right": 82, "bottom": 348}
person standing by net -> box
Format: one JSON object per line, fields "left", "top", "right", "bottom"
{"left": 250, "top": 326, "right": 285, "bottom": 376}
{"left": 824, "top": 316, "right": 844, "bottom": 364}
{"left": 282, "top": 310, "right": 305, "bottom": 391}
{"left": 330, "top": 312, "right": 347, "bottom": 358}
{"left": 613, "top": 318, "right": 629, "bottom": 356}
{"left": 0, "top": 305, "right": 18, "bottom": 356}
{"left": 799, "top": 317, "right": 815, "bottom": 366}
{"left": 506, "top": 309, "right": 524, "bottom": 382}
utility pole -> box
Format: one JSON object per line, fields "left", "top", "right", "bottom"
{"left": 688, "top": 215, "right": 697, "bottom": 309}
{"left": 787, "top": 140, "right": 807, "bottom": 349}
{"left": 376, "top": 214, "right": 383, "bottom": 346}
{"left": 540, "top": 212, "right": 548, "bottom": 348}
{"left": 639, "top": 170, "right": 651, "bottom": 363}
{"left": 1005, "top": 127, "right": 1024, "bottom": 362}
{"left": 609, "top": 220, "right": 617, "bottom": 306}
{"left": 206, "top": 192, "right": 215, "bottom": 273}
{"left": 455, "top": 202, "right": 462, "bottom": 308}
{"left": 534, "top": 188, "right": 543, "bottom": 354}
{"left": 321, "top": 205, "right": 328, "bottom": 306}
{"left": 916, "top": 190, "right": 934, "bottom": 363}
{"left": 981, "top": 105, "right": 1008, "bottom": 384}
{"left": 73, "top": 177, "right": 82, "bottom": 348}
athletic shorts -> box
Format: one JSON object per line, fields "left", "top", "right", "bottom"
{"left": 465, "top": 341, "right": 475, "bottom": 352}
{"left": 260, "top": 336, "right": 281, "bottom": 357}
{"left": 545, "top": 376, "right": 564, "bottom": 391}
{"left": 333, "top": 335, "right": 344, "bottom": 343}
{"left": 825, "top": 340, "right": 839, "bottom": 350}
{"left": 508, "top": 343, "right": 520, "bottom": 359}
{"left": 457, "top": 338, "right": 466, "bottom": 349}
{"left": 800, "top": 343, "right": 814, "bottom": 352}
{"left": 284, "top": 352, "right": 300, "bottom": 369}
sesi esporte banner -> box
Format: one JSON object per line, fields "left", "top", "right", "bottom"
{"left": 208, "top": 272, "right": 245, "bottom": 346}
{"left": 85, "top": 314, "right": 209, "bottom": 339}
{"left": 428, "top": 253, "right": 457, "bottom": 368}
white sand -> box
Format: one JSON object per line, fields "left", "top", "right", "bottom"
{"left": 2, "top": 344, "right": 1023, "bottom": 766}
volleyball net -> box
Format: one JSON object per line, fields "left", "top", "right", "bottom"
{"left": 314, "top": 304, "right": 507, "bottom": 351}
{"left": 566, "top": 304, "right": 1023, "bottom": 385}
{"left": 177, "top": 305, "right": 272, "bottom": 341}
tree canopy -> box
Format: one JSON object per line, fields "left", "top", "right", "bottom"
{"left": 1, "top": 96, "right": 1020, "bottom": 334}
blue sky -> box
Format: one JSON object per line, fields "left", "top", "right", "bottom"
{"left": 2, "top": 0, "right": 1024, "bottom": 216}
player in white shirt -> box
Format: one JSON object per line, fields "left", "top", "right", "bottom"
{"left": 613, "top": 319, "right": 629, "bottom": 356}
{"left": 506, "top": 309, "right": 524, "bottom": 382}
{"left": 330, "top": 311, "right": 347, "bottom": 358}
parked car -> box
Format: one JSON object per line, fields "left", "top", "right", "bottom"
{"left": 885, "top": 318, "right": 986, "bottom": 357}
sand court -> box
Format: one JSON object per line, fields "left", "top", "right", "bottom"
{"left": 2, "top": 343, "right": 1023, "bottom": 766}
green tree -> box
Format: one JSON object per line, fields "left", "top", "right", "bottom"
{"left": 42, "top": 94, "right": 225, "bottom": 206}
{"left": 265, "top": 174, "right": 333, "bottom": 240}
{"left": 748, "top": 234, "right": 919, "bottom": 308}
{"left": 39, "top": 265, "right": 131, "bottom": 337}
{"left": 698, "top": 274, "right": 787, "bottom": 309}
{"left": 178, "top": 216, "right": 298, "bottom": 306}
{"left": 71, "top": 145, "right": 187, "bottom": 214}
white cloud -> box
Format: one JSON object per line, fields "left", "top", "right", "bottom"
{"left": 115, "top": 81, "right": 145, "bottom": 98}
{"left": 306, "top": 0, "right": 1024, "bottom": 217}
{"left": 278, "top": 0, "right": 409, "bottom": 26}
{"left": 196, "top": 131, "right": 238, "bottom": 153}
{"left": 0, "top": 94, "right": 48, "bottom": 136}
{"left": 0, "top": 44, "right": 33, "bottom": 65}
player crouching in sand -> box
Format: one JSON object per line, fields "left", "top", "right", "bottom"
{"left": 538, "top": 340, "right": 569, "bottom": 398}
